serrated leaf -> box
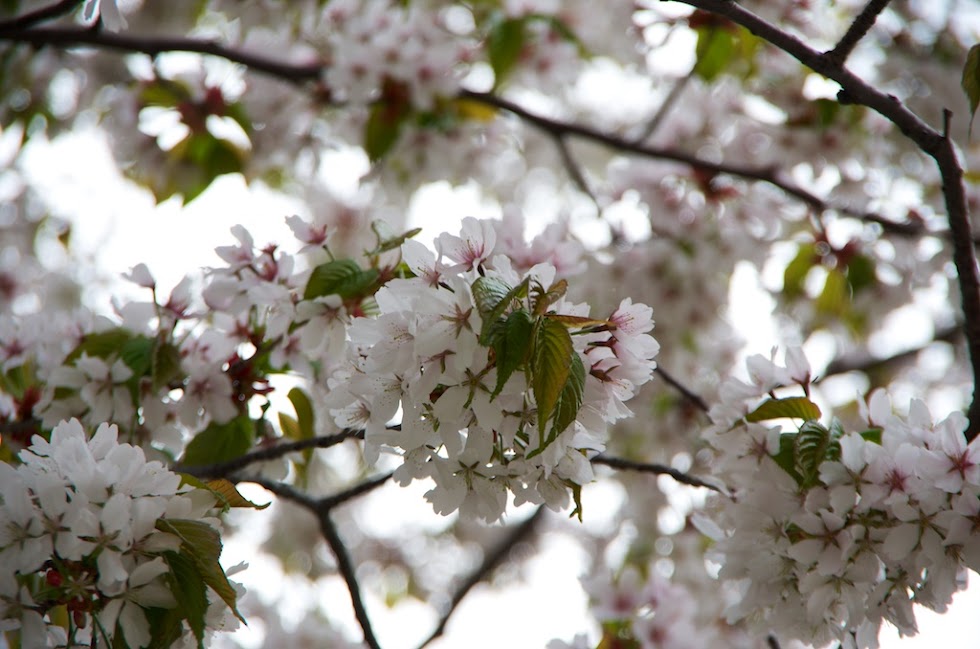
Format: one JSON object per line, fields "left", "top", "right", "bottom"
{"left": 156, "top": 519, "right": 244, "bottom": 622}
{"left": 544, "top": 314, "right": 611, "bottom": 329}
{"left": 491, "top": 309, "right": 534, "bottom": 398}
{"left": 152, "top": 340, "right": 183, "bottom": 392}
{"left": 532, "top": 317, "right": 574, "bottom": 435}
{"left": 205, "top": 478, "right": 270, "bottom": 510}
{"left": 163, "top": 550, "right": 208, "bottom": 647}
{"left": 488, "top": 17, "right": 527, "bottom": 87}
{"left": 745, "top": 396, "right": 822, "bottom": 423}
{"left": 144, "top": 606, "right": 185, "bottom": 649}
{"left": 547, "top": 352, "right": 585, "bottom": 442}
{"left": 783, "top": 244, "right": 815, "bottom": 298}
{"left": 374, "top": 226, "right": 423, "bottom": 254}
{"left": 304, "top": 259, "right": 368, "bottom": 300}
{"left": 474, "top": 276, "right": 530, "bottom": 345}
{"left": 364, "top": 101, "right": 410, "bottom": 162}
{"left": 532, "top": 279, "right": 568, "bottom": 316}
{"left": 180, "top": 417, "right": 254, "bottom": 466}
{"left": 962, "top": 43, "right": 980, "bottom": 138}
{"left": 773, "top": 432, "right": 803, "bottom": 484}
{"left": 795, "top": 420, "right": 838, "bottom": 487}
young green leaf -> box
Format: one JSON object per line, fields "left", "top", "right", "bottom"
{"left": 364, "top": 100, "right": 411, "bottom": 162}
{"left": 66, "top": 328, "right": 133, "bottom": 363}
{"left": 152, "top": 340, "right": 183, "bottom": 392}
{"left": 488, "top": 17, "right": 527, "bottom": 87}
{"left": 491, "top": 309, "right": 534, "bottom": 398}
{"left": 156, "top": 519, "right": 244, "bottom": 622}
{"left": 205, "top": 479, "right": 270, "bottom": 510}
{"left": 744, "top": 396, "right": 822, "bottom": 423}
{"left": 795, "top": 420, "right": 839, "bottom": 487}
{"left": 474, "top": 276, "right": 530, "bottom": 344}
{"left": 162, "top": 550, "right": 209, "bottom": 648}
{"left": 772, "top": 432, "right": 803, "bottom": 485}
{"left": 547, "top": 352, "right": 585, "bottom": 442}
{"left": 962, "top": 43, "right": 980, "bottom": 138}
{"left": 532, "top": 317, "right": 574, "bottom": 435}
{"left": 304, "top": 260, "right": 378, "bottom": 300}
{"left": 287, "top": 387, "right": 315, "bottom": 439}
{"left": 180, "top": 417, "right": 254, "bottom": 466}
{"left": 783, "top": 244, "right": 815, "bottom": 298}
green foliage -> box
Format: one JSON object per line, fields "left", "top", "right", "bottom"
{"left": 795, "top": 420, "right": 840, "bottom": 487}
{"left": 531, "top": 317, "right": 574, "bottom": 437}
{"left": 364, "top": 99, "right": 412, "bottom": 162}
{"left": 490, "top": 309, "right": 534, "bottom": 398}
{"left": 180, "top": 416, "right": 254, "bottom": 466}
{"left": 473, "top": 276, "right": 529, "bottom": 344}
{"left": 744, "top": 396, "right": 822, "bottom": 423}
{"left": 783, "top": 244, "right": 816, "bottom": 298}
{"left": 488, "top": 17, "right": 527, "bottom": 88}
{"left": 692, "top": 23, "right": 759, "bottom": 81}
{"left": 962, "top": 43, "right": 980, "bottom": 138}
{"left": 162, "top": 551, "right": 209, "bottom": 647}
{"left": 304, "top": 259, "right": 379, "bottom": 300}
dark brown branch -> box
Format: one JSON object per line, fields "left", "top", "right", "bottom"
{"left": 319, "top": 472, "right": 393, "bottom": 510}
{"left": 667, "top": 0, "right": 980, "bottom": 439}
{"left": 417, "top": 506, "right": 544, "bottom": 649}
{"left": 0, "top": 26, "right": 323, "bottom": 83}
{"left": 591, "top": 455, "right": 723, "bottom": 493}
{"left": 247, "top": 476, "right": 383, "bottom": 649}
{"left": 825, "top": 0, "right": 893, "bottom": 66}
{"left": 460, "top": 90, "right": 924, "bottom": 238}
{"left": 0, "top": 0, "right": 83, "bottom": 32}
{"left": 655, "top": 366, "right": 710, "bottom": 413}
{"left": 172, "top": 429, "right": 364, "bottom": 478}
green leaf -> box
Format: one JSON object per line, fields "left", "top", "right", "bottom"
{"left": 783, "top": 244, "right": 815, "bottom": 298}
{"left": 772, "top": 432, "right": 803, "bottom": 484}
{"left": 569, "top": 480, "right": 583, "bottom": 522}
{"left": 163, "top": 550, "right": 208, "bottom": 647}
{"left": 694, "top": 26, "right": 735, "bottom": 81}
{"left": 152, "top": 341, "right": 184, "bottom": 392}
{"left": 67, "top": 328, "right": 133, "bottom": 362}
{"left": 745, "top": 396, "right": 822, "bottom": 423}
{"left": 156, "top": 519, "right": 244, "bottom": 622}
{"left": 795, "top": 420, "right": 839, "bottom": 487}
{"left": 488, "top": 17, "right": 527, "bottom": 87}
{"left": 547, "top": 352, "right": 585, "bottom": 442}
{"left": 180, "top": 417, "right": 254, "bottom": 466}
{"left": 491, "top": 309, "right": 534, "bottom": 398}
{"left": 845, "top": 254, "right": 876, "bottom": 293}
{"left": 473, "top": 276, "right": 530, "bottom": 345}
{"left": 544, "top": 314, "right": 611, "bottom": 330}
{"left": 531, "top": 279, "right": 567, "bottom": 316}
{"left": 373, "top": 226, "right": 423, "bottom": 254}
{"left": 144, "top": 606, "right": 185, "bottom": 649}
{"left": 204, "top": 479, "right": 270, "bottom": 510}
{"left": 278, "top": 412, "right": 301, "bottom": 440}
{"left": 962, "top": 43, "right": 980, "bottom": 138}
{"left": 304, "top": 260, "right": 378, "bottom": 300}
{"left": 364, "top": 101, "right": 410, "bottom": 162}
{"left": 287, "top": 387, "right": 315, "bottom": 439}
{"left": 531, "top": 317, "right": 574, "bottom": 435}
{"left": 816, "top": 268, "right": 848, "bottom": 316}
{"left": 119, "top": 335, "right": 155, "bottom": 377}
{"left": 859, "top": 427, "right": 883, "bottom": 445}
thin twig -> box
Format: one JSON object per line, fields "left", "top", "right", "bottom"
{"left": 460, "top": 90, "right": 924, "bottom": 238}
{"left": 825, "top": 0, "right": 893, "bottom": 66}
{"left": 0, "top": 26, "right": 323, "bottom": 83}
{"left": 553, "top": 133, "right": 601, "bottom": 214}
{"left": 0, "top": 0, "right": 84, "bottom": 32}
{"left": 637, "top": 66, "right": 696, "bottom": 142}
{"left": 319, "top": 472, "right": 393, "bottom": 510}
{"left": 171, "top": 429, "right": 364, "bottom": 478}
{"left": 591, "top": 454, "right": 723, "bottom": 493}
{"left": 667, "top": 0, "right": 980, "bottom": 438}
{"left": 655, "top": 366, "right": 710, "bottom": 413}
{"left": 246, "top": 475, "right": 383, "bottom": 649}
{"left": 417, "top": 506, "right": 544, "bottom": 649}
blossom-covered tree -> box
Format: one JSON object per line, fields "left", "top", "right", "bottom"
{"left": 2, "top": 1, "right": 980, "bottom": 648}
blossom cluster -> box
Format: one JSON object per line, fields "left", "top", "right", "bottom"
{"left": 0, "top": 419, "right": 239, "bottom": 649}
{"left": 325, "top": 217, "right": 659, "bottom": 521}
{"left": 700, "top": 350, "right": 980, "bottom": 649}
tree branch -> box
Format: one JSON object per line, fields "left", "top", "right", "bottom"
{"left": 460, "top": 90, "right": 925, "bottom": 238}
{"left": 654, "top": 366, "right": 710, "bottom": 413}
{"left": 246, "top": 475, "right": 384, "bottom": 649}
{"left": 667, "top": 0, "right": 980, "bottom": 439}
{"left": 821, "top": 323, "right": 961, "bottom": 378}
{"left": 0, "top": 0, "right": 83, "bottom": 32}
{"left": 318, "top": 472, "right": 393, "bottom": 510}
{"left": 171, "top": 429, "right": 364, "bottom": 479}
{"left": 417, "top": 506, "right": 544, "bottom": 649}
{"left": 0, "top": 26, "right": 323, "bottom": 83}
{"left": 591, "top": 455, "right": 723, "bottom": 493}
{"left": 825, "top": 0, "right": 892, "bottom": 66}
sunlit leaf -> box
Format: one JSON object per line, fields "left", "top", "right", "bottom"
{"left": 205, "top": 478, "right": 270, "bottom": 510}
{"left": 745, "top": 396, "right": 822, "bottom": 423}
{"left": 531, "top": 317, "right": 574, "bottom": 435}
{"left": 180, "top": 417, "right": 254, "bottom": 466}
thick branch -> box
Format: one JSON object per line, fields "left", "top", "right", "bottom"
{"left": 0, "top": 26, "right": 323, "bottom": 82}
{"left": 591, "top": 455, "right": 722, "bottom": 493}
{"left": 171, "top": 429, "right": 364, "bottom": 478}
{"left": 825, "top": 0, "right": 892, "bottom": 66}
{"left": 417, "top": 506, "right": 544, "bottom": 649}
{"left": 0, "top": 0, "right": 83, "bottom": 32}
{"left": 667, "top": 0, "right": 980, "bottom": 438}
